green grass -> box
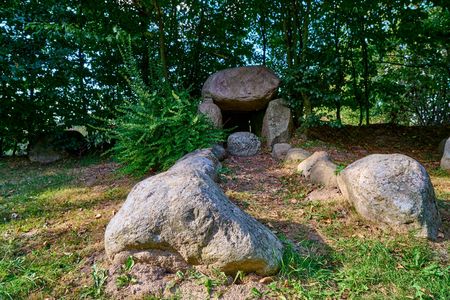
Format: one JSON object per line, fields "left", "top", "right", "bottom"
{"left": 0, "top": 157, "right": 130, "bottom": 299}
{"left": 268, "top": 237, "right": 449, "bottom": 299}
{"left": 0, "top": 154, "right": 448, "bottom": 299}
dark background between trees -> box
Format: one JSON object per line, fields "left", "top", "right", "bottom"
{"left": 1, "top": 0, "right": 449, "bottom": 155}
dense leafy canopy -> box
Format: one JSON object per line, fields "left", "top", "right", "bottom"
{"left": 1, "top": 0, "right": 449, "bottom": 155}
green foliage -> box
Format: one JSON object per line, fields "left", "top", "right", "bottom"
{"left": 335, "top": 164, "right": 346, "bottom": 175}
{"left": 2, "top": 0, "right": 448, "bottom": 157}
{"left": 299, "top": 113, "right": 343, "bottom": 132}
{"left": 105, "top": 33, "right": 224, "bottom": 175}
{"left": 81, "top": 264, "right": 108, "bottom": 298}
{"left": 115, "top": 256, "right": 137, "bottom": 289}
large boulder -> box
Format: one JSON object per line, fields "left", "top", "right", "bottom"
{"left": 28, "top": 130, "right": 87, "bottom": 164}
{"left": 337, "top": 154, "right": 441, "bottom": 239}
{"left": 297, "top": 151, "right": 338, "bottom": 188}
{"left": 227, "top": 132, "right": 261, "bottom": 157}
{"left": 198, "top": 99, "right": 223, "bottom": 128}
{"left": 105, "top": 149, "right": 282, "bottom": 276}
{"left": 272, "top": 143, "right": 292, "bottom": 160}
{"left": 202, "top": 66, "right": 280, "bottom": 111}
{"left": 440, "top": 138, "right": 450, "bottom": 171}
{"left": 28, "top": 135, "right": 63, "bottom": 164}
{"left": 261, "top": 99, "right": 293, "bottom": 149}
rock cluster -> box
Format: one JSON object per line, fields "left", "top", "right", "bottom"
{"left": 199, "top": 66, "right": 292, "bottom": 149}
{"left": 276, "top": 143, "right": 441, "bottom": 239}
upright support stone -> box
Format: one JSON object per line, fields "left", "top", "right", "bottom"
{"left": 440, "top": 138, "right": 450, "bottom": 171}
{"left": 198, "top": 98, "right": 223, "bottom": 128}
{"left": 261, "top": 99, "right": 293, "bottom": 149}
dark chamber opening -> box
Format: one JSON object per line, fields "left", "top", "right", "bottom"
{"left": 222, "top": 110, "right": 265, "bottom": 136}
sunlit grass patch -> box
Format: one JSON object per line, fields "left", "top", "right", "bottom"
{"left": 0, "top": 157, "right": 132, "bottom": 298}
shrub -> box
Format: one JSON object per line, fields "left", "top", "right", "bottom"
{"left": 106, "top": 33, "right": 224, "bottom": 175}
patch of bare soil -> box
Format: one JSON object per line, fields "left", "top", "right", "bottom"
{"left": 305, "top": 124, "right": 449, "bottom": 167}
{"left": 218, "top": 151, "right": 335, "bottom": 243}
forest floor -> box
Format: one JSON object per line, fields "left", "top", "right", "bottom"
{"left": 0, "top": 125, "right": 449, "bottom": 299}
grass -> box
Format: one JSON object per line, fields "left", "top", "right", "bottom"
{"left": 266, "top": 233, "right": 449, "bottom": 299}
{"left": 0, "top": 157, "right": 132, "bottom": 299}
{"left": 0, "top": 151, "right": 448, "bottom": 299}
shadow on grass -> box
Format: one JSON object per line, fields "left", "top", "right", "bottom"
{"left": 258, "top": 217, "right": 338, "bottom": 279}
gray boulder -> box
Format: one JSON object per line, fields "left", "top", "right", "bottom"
{"left": 199, "top": 99, "right": 223, "bottom": 128}
{"left": 440, "top": 138, "right": 450, "bottom": 171}
{"left": 28, "top": 135, "right": 63, "bottom": 164}
{"left": 337, "top": 154, "right": 441, "bottom": 239}
{"left": 170, "top": 149, "right": 221, "bottom": 181}
{"left": 227, "top": 132, "right": 261, "bottom": 157}
{"left": 297, "top": 151, "right": 338, "bottom": 188}
{"left": 202, "top": 66, "right": 280, "bottom": 111}
{"left": 261, "top": 99, "right": 293, "bottom": 149}
{"left": 105, "top": 150, "right": 282, "bottom": 275}
{"left": 272, "top": 143, "right": 292, "bottom": 160}
{"left": 211, "top": 144, "right": 228, "bottom": 161}
{"left": 285, "top": 148, "right": 311, "bottom": 165}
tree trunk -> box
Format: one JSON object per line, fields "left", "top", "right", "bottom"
{"left": 300, "top": 0, "right": 312, "bottom": 117}
{"left": 259, "top": 7, "right": 267, "bottom": 66}
{"left": 302, "top": 93, "right": 312, "bottom": 116}
{"left": 12, "top": 140, "right": 17, "bottom": 156}
{"left": 333, "top": 0, "right": 342, "bottom": 123}
{"left": 361, "top": 37, "right": 370, "bottom": 125}
{"left": 336, "top": 101, "right": 341, "bottom": 122}
{"left": 351, "top": 57, "right": 363, "bottom": 126}
{"left": 78, "top": 5, "right": 87, "bottom": 117}
{"left": 300, "top": 0, "right": 311, "bottom": 62}
{"left": 153, "top": 0, "right": 169, "bottom": 81}
{"left": 188, "top": 2, "right": 205, "bottom": 91}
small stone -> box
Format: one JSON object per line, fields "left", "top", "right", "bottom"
{"left": 285, "top": 148, "right": 311, "bottom": 165}
{"left": 227, "top": 132, "right": 261, "bottom": 157}
{"left": 95, "top": 213, "right": 102, "bottom": 219}
{"left": 259, "top": 276, "right": 275, "bottom": 284}
{"left": 272, "top": 143, "right": 292, "bottom": 160}
{"left": 297, "top": 151, "right": 338, "bottom": 188}
{"left": 211, "top": 144, "right": 227, "bottom": 161}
